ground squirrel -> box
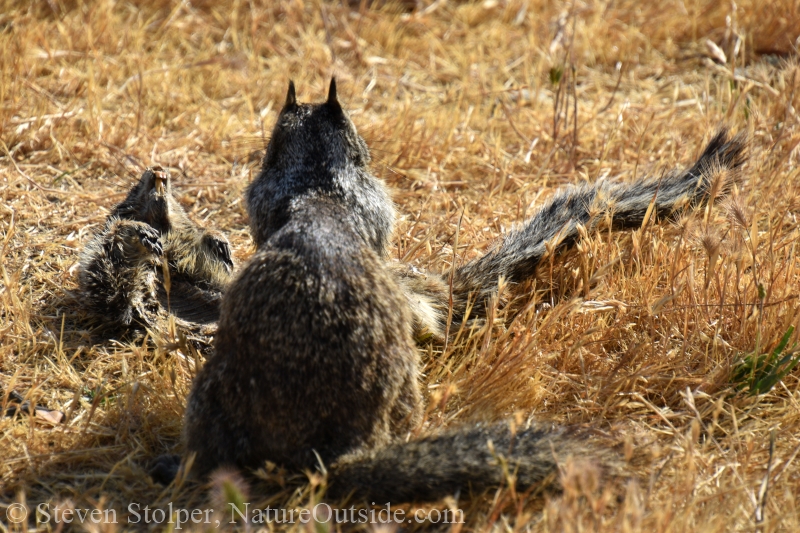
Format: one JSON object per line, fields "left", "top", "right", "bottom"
{"left": 181, "top": 81, "right": 425, "bottom": 486}
{"left": 157, "top": 79, "right": 747, "bottom": 503}
{"left": 78, "top": 167, "right": 234, "bottom": 330}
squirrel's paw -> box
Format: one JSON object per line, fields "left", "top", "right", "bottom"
{"left": 149, "top": 454, "right": 182, "bottom": 485}
{"left": 135, "top": 223, "right": 163, "bottom": 256}
{"left": 110, "top": 220, "right": 163, "bottom": 262}
{"left": 201, "top": 230, "right": 234, "bottom": 271}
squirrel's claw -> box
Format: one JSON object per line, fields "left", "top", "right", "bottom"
{"left": 203, "top": 232, "right": 233, "bottom": 270}
{"left": 137, "top": 225, "right": 163, "bottom": 256}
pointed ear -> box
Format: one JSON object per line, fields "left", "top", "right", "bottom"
{"left": 286, "top": 81, "right": 297, "bottom": 107}
{"left": 327, "top": 78, "right": 338, "bottom": 106}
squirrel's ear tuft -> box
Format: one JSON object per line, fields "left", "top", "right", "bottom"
{"left": 286, "top": 81, "right": 297, "bottom": 107}
{"left": 327, "top": 78, "right": 338, "bottom": 106}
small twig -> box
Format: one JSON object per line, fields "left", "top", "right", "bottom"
{"left": 631, "top": 393, "right": 679, "bottom": 433}
{"left": 615, "top": 294, "right": 798, "bottom": 311}
{"left": 772, "top": 440, "right": 800, "bottom": 483}
{"left": 500, "top": 101, "right": 532, "bottom": 144}
{"left": 320, "top": 4, "right": 337, "bottom": 65}
{"left": 596, "top": 62, "right": 624, "bottom": 116}
{"left": 117, "top": 57, "right": 231, "bottom": 93}
{"left": 0, "top": 210, "right": 14, "bottom": 260}
{"left": 20, "top": 78, "right": 66, "bottom": 110}
{"left": 706, "top": 61, "right": 780, "bottom": 97}
{"left": 569, "top": 4, "right": 578, "bottom": 156}
{"left": 754, "top": 429, "right": 775, "bottom": 529}
{"left": 1, "top": 140, "right": 68, "bottom": 194}
{"left": 443, "top": 208, "right": 465, "bottom": 354}
{"left": 571, "top": 63, "right": 578, "bottom": 158}
{"left": 632, "top": 112, "right": 655, "bottom": 184}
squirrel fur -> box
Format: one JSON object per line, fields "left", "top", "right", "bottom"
{"left": 78, "top": 167, "right": 234, "bottom": 330}
{"left": 167, "top": 80, "right": 745, "bottom": 503}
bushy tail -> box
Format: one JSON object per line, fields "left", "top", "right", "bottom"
{"left": 328, "top": 421, "right": 617, "bottom": 503}
{"left": 453, "top": 129, "right": 747, "bottom": 316}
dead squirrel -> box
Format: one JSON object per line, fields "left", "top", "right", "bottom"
{"left": 161, "top": 80, "right": 620, "bottom": 503}
{"left": 78, "top": 167, "right": 234, "bottom": 330}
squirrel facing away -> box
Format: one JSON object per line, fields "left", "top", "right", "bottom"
{"left": 165, "top": 79, "right": 725, "bottom": 502}
{"left": 78, "top": 167, "right": 234, "bottom": 330}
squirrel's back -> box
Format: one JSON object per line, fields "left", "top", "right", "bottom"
{"left": 183, "top": 81, "right": 422, "bottom": 477}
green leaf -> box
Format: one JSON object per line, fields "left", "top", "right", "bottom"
{"left": 224, "top": 479, "right": 248, "bottom": 522}
{"left": 731, "top": 326, "right": 799, "bottom": 395}
{"left": 550, "top": 67, "right": 563, "bottom": 85}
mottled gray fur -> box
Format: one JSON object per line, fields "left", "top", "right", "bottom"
{"left": 245, "top": 82, "right": 394, "bottom": 256}
{"left": 78, "top": 167, "right": 234, "bottom": 330}
{"left": 176, "top": 80, "right": 620, "bottom": 503}
{"left": 78, "top": 218, "right": 163, "bottom": 327}
{"left": 405, "top": 130, "right": 747, "bottom": 339}
{"left": 455, "top": 130, "right": 746, "bottom": 312}
{"left": 329, "top": 420, "right": 612, "bottom": 502}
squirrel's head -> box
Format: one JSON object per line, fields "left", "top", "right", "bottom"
{"left": 248, "top": 79, "right": 395, "bottom": 255}
{"left": 261, "top": 79, "right": 371, "bottom": 175}
{"left": 112, "top": 167, "right": 178, "bottom": 233}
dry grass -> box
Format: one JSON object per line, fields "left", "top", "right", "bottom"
{"left": 2, "top": 0, "right": 800, "bottom": 531}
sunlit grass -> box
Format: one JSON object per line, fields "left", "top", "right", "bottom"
{"left": 2, "top": 1, "right": 800, "bottom": 531}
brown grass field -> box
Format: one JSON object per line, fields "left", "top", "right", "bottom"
{"left": 3, "top": 0, "right": 800, "bottom": 531}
